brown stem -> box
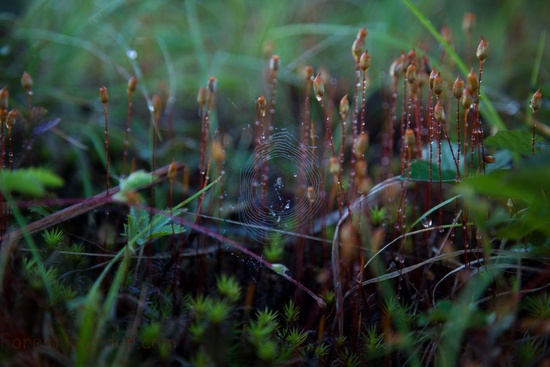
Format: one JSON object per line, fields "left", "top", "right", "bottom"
{"left": 122, "top": 91, "right": 134, "bottom": 179}
{"left": 6, "top": 163, "right": 184, "bottom": 243}
{"left": 532, "top": 110, "right": 537, "bottom": 156}
{"left": 103, "top": 103, "right": 110, "bottom": 196}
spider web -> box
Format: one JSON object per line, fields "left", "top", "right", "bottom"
{"left": 239, "top": 131, "right": 323, "bottom": 244}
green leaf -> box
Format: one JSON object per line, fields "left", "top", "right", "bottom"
{"left": 458, "top": 164, "right": 550, "bottom": 205}
{"left": 0, "top": 168, "right": 63, "bottom": 196}
{"left": 457, "top": 157, "right": 550, "bottom": 238}
{"left": 484, "top": 131, "right": 547, "bottom": 156}
{"left": 124, "top": 206, "right": 185, "bottom": 246}
{"left": 405, "top": 160, "right": 458, "bottom": 182}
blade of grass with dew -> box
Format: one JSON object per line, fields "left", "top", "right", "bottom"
{"left": 173, "top": 176, "right": 221, "bottom": 210}
{"left": 530, "top": 31, "right": 546, "bottom": 88}
{"left": 402, "top": 0, "right": 506, "bottom": 131}
{"left": 408, "top": 195, "right": 461, "bottom": 229}
{"left": 350, "top": 248, "right": 485, "bottom": 294}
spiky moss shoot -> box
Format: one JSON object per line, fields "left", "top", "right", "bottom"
{"left": 216, "top": 274, "right": 241, "bottom": 303}
{"left": 42, "top": 227, "right": 64, "bottom": 250}
{"left": 189, "top": 321, "right": 207, "bottom": 342}
{"left": 284, "top": 327, "right": 308, "bottom": 348}
{"left": 338, "top": 349, "right": 362, "bottom": 367}
{"left": 363, "top": 325, "right": 385, "bottom": 357}
{"left": 246, "top": 309, "right": 291, "bottom": 364}
{"left": 140, "top": 322, "right": 171, "bottom": 359}
{"left": 335, "top": 335, "right": 347, "bottom": 348}
{"left": 248, "top": 309, "right": 278, "bottom": 341}
{"left": 190, "top": 349, "right": 212, "bottom": 367}
{"left": 369, "top": 206, "right": 387, "bottom": 227}
{"left": 205, "top": 299, "right": 231, "bottom": 324}
{"left": 283, "top": 300, "right": 301, "bottom": 325}
{"left": 263, "top": 242, "right": 285, "bottom": 263}
{"left": 522, "top": 292, "right": 550, "bottom": 319}
{"left": 323, "top": 290, "right": 336, "bottom": 308}
{"left": 188, "top": 294, "right": 212, "bottom": 319}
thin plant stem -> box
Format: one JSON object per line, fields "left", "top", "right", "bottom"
{"left": 122, "top": 76, "right": 137, "bottom": 179}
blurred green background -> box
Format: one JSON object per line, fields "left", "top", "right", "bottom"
{"left": 0, "top": 0, "right": 548, "bottom": 182}
{"left": 2, "top": 0, "right": 548, "bottom": 108}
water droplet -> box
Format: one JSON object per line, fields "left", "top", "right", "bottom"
{"left": 126, "top": 49, "right": 138, "bottom": 59}
{"left": 421, "top": 216, "right": 432, "bottom": 228}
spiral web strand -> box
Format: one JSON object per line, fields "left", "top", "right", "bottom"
{"left": 239, "top": 131, "right": 323, "bottom": 244}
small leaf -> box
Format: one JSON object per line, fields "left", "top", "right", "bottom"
{"left": 0, "top": 168, "right": 63, "bottom": 196}
{"left": 119, "top": 170, "right": 155, "bottom": 192}
{"left": 113, "top": 171, "right": 155, "bottom": 204}
{"left": 271, "top": 263, "right": 289, "bottom": 275}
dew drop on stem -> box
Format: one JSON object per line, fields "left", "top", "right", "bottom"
{"left": 421, "top": 216, "right": 432, "bottom": 228}
{"left": 126, "top": 49, "right": 138, "bottom": 59}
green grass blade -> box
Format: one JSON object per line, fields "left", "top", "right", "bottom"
{"left": 530, "top": 31, "right": 546, "bottom": 87}
{"left": 408, "top": 195, "right": 461, "bottom": 230}
{"left": 0, "top": 187, "right": 53, "bottom": 299}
